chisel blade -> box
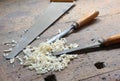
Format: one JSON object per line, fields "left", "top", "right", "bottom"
{"left": 5, "top": 2, "right": 74, "bottom": 59}
{"left": 53, "top": 42, "right": 101, "bottom": 56}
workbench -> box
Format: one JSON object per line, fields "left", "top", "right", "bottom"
{"left": 0, "top": 0, "right": 120, "bottom": 81}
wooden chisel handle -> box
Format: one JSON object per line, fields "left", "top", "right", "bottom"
{"left": 102, "top": 34, "right": 120, "bottom": 46}
{"left": 75, "top": 11, "right": 99, "bottom": 29}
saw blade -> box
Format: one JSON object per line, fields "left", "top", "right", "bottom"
{"left": 5, "top": 2, "right": 74, "bottom": 59}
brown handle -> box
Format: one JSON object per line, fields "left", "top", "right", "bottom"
{"left": 76, "top": 11, "right": 99, "bottom": 29}
{"left": 102, "top": 34, "right": 120, "bottom": 46}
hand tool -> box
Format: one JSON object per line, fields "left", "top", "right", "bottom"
{"left": 5, "top": 2, "right": 74, "bottom": 59}
{"left": 53, "top": 33, "right": 120, "bottom": 55}
{"left": 47, "top": 11, "right": 99, "bottom": 43}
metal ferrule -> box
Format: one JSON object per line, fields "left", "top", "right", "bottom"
{"left": 71, "top": 22, "right": 78, "bottom": 30}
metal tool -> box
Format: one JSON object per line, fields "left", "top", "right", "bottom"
{"left": 5, "top": 2, "right": 74, "bottom": 59}
{"left": 47, "top": 11, "right": 99, "bottom": 43}
{"left": 53, "top": 33, "right": 120, "bottom": 55}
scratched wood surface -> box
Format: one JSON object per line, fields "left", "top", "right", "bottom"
{"left": 0, "top": 0, "right": 120, "bottom": 81}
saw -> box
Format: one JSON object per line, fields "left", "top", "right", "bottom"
{"left": 5, "top": 2, "right": 74, "bottom": 59}
{"left": 53, "top": 33, "right": 120, "bottom": 56}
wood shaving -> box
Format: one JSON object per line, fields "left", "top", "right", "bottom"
{"left": 3, "top": 53, "right": 9, "bottom": 57}
{"left": 16, "top": 56, "right": 23, "bottom": 65}
{"left": 3, "top": 40, "right": 17, "bottom": 46}
{"left": 3, "top": 48, "right": 12, "bottom": 53}
{"left": 23, "top": 38, "right": 78, "bottom": 74}
{"left": 57, "top": 29, "right": 62, "bottom": 34}
{"left": 36, "top": 36, "right": 40, "bottom": 40}
{"left": 10, "top": 58, "right": 15, "bottom": 64}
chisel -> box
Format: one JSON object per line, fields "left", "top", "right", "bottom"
{"left": 47, "top": 11, "right": 99, "bottom": 43}
{"left": 53, "top": 33, "right": 120, "bottom": 55}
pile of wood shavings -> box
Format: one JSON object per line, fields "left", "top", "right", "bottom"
{"left": 23, "top": 38, "right": 78, "bottom": 74}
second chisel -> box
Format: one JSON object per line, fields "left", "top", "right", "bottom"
{"left": 53, "top": 33, "right": 120, "bottom": 56}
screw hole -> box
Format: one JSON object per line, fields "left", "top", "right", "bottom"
{"left": 44, "top": 74, "right": 57, "bottom": 81}
{"left": 94, "top": 62, "right": 105, "bottom": 69}
{"left": 101, "top": 77, "right": 106, "bottom": 80}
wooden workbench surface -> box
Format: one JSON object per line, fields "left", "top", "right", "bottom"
{"left": 0, "top": 0, "right": 120, "bottom": 81}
